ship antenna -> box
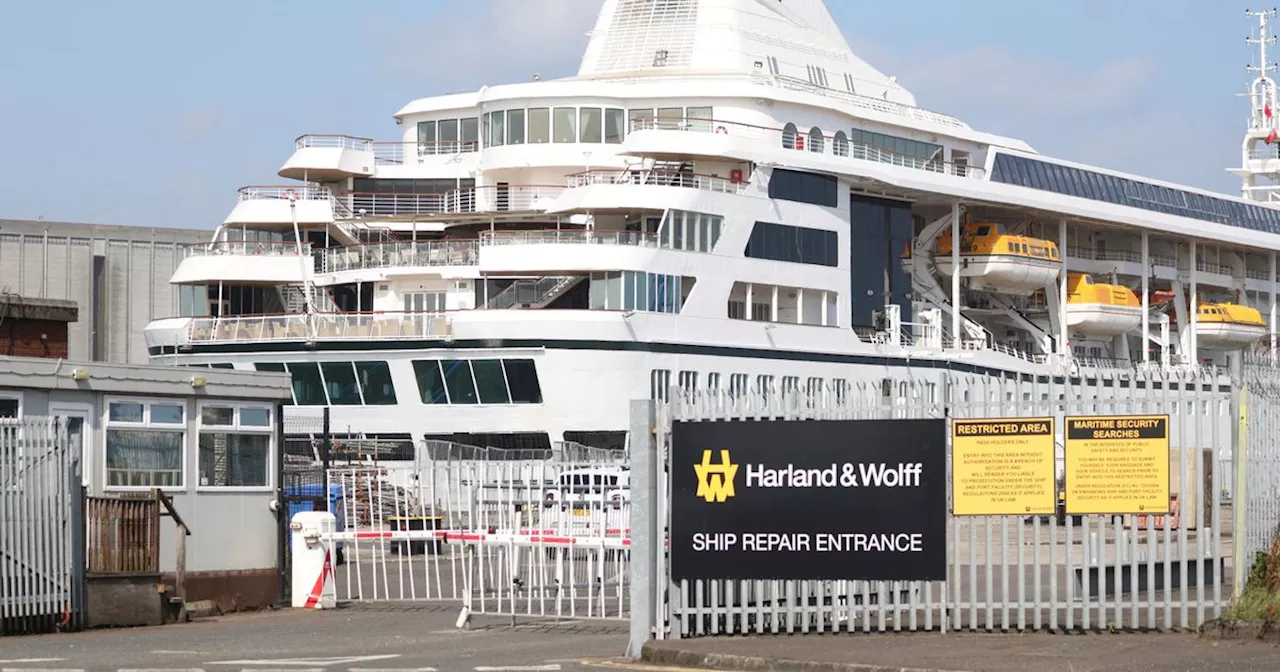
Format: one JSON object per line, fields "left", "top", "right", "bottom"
{"left": 1246, "top": 8, "right": 1278, "bottom": 132}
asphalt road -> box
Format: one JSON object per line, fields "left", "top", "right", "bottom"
{"left": 0, "top": 604, "right": 669, "bottom": 672}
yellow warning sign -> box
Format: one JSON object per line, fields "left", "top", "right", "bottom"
{"left": 951, "top": 417, "right": 1056, "bottom": 516}
{"left": 1064, "top": 415, "right": 1170, "bottom": 515}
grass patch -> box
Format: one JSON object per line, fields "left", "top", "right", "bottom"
{"left": 1227, "top": 586, "right": 1280, "bottom": 621}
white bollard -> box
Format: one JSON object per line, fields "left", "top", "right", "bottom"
{"left": 291, "top": 511, "right": 337, "bottom": 609}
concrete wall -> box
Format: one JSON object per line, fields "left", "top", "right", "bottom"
{"left": 0, "top": 218, "right": 211, "bottom": 365}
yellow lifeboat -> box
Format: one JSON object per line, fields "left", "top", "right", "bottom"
{"left": 932, "top": 222, "right": 1061, "bottom": 295}
{"left": 1064, "top": 273, "right": 1141, "bottom": 339}
{"left": 1194, "top": 302, "right": 1267, "bottom": 350}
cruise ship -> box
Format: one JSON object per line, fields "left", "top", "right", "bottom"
{"left": 144, "top": 0, "right": 1280, "bottom": 453}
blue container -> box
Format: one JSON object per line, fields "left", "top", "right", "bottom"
{"left": 283, "top": 483, "right": 347, "bottom": 559}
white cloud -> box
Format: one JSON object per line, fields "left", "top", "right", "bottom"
{"left": 368, "top": 0, "right": 604, "bottom": 88}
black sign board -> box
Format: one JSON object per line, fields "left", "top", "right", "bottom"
{"left": 670, "top": 418, "right": 947, "bottom": 582}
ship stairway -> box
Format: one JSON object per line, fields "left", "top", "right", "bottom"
{"left": 278, "top": 283, "right": 339, "bottom": 314}
{"left": 982, "top": 293, "right": 1055, "bottom": 354}
{"left": 486, "top": 276, "right": 584, "bottom": 309}
{"left": 908, "top": 210, "right": 990, "bottom": 345}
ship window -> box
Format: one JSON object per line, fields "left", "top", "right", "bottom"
{"left": 412, "top": 360, "right": 449, "bottom": 404}
{"left": 441, "top": 360, "right": 479, "bottom": 404}
{"left": 489, "top": 110, "right": 506, "bottom": 147}
{"left": 579, "top": 107, "right": 603, "bottom": 143}
{"left": 745, "top": 221, "right": 838, "bottom": 267}
{"left": 686, "top": 106, "right": 712, "bottom": 132}
{"left": 254, "top": 362, "right": 286, "bottom": 373}
{"left": 286, "top": 363, "right": 327, "bottom": 406}
{"left": 460, "top": 117, "right": 479, "bottom": 151}
{"left": 355, "top": 361, "right": 397, "bottom": 405}
{"left": 833, "top": 131, "right": 849, "bottom": 157}
{"left": 321, "top": 362, "right": 362, "bottom": 406}
{"left": 528, "top": 108, "right": 550, "bottom": 144}
{"left": 503, "top": 359, "right": 543, "bottom": 404}
{"left": 507, "top": 109, "right": 526, "bottom": 145}
{"left": 417, "top": 120, "right": 437, "bottom": 154}
{"left": 782, "top": 123, "right": 799, "bottom": 150}
{"left": 604, "top": 108, "right": 625, "bottom": 143}
{"left": 438, "top": 119, "right": 459, "bottom": 149}
{"left": 808, "top": 127, "right": 824, "bottom": 153}
{"left": 767, "top": 168, "right": 838, "bottom": 208}
{"left": 553, "top": 107, "right": 577, "bottom": 143}
{"left": 657, "top": 107, "right": 683, "bottom": 130}
{"left": 471, "top": 359, "right": 510, "bottom": 404}
{"left": 628, "top": 108, "right": 654, "bottom": 130}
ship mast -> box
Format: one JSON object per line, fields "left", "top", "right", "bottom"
{"left": 1236, "top": 8, "right": 1280, "bottom": 202}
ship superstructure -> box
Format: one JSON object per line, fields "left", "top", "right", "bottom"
{"left": 144, "top": 0, "right": 1280, "bottom": 452}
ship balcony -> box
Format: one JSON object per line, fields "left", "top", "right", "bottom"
{"left": 555, "top": 169, "right": 748, "bottom": 212}
{"left": 315, "top": 240, "right": 479, "bottom": 284}
{"left": 278, "top": 135, "right": 375, "bottom": 181}
{"left": 372, "top": 140, "right": 481, "bottom": 170}
{"left": 340, "top": 184, "right": 564, "bottom": 219}
{"left": 173, "top": 240, "right": 313, "bottom": 285}
{"left": 625, "top": 117, "right": 984, "bottom": 180}
{"left": 150, "top": 311, "right": 454, "bottom": 349}
{"left": 477, "top": 229, "right": 661, "bottom": 274}
{"left": 226, "top": 185, "right": 335, "bottom": 226}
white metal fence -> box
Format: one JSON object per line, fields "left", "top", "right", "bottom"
{"left": 323, "top": 441, "right": 631, "bottom": 621}
{"left": 639, "top": 369, "right": 1236, "bottom": 636}
{"left": 0, "top": 417, "right": 82, "bottom": 635}
{"left": 1242, "top": 356, "right": 1280, "bottom": 577}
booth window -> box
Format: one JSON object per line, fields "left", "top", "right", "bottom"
{"left": 105, "top": 398, "right": 186, "bottom": 490}
{"left": 197, "top": 403, "right": 273, "bottom": 489}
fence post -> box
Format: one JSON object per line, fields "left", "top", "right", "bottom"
{"left": 626, "top": 399, "right": 656, "bottom": 659}
{"left": 1234, "top": 383, "right": 1249, "bottom": 596}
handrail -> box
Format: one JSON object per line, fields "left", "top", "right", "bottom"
{"left": 294, "top": 134, "right": 374, "bottom": 151}
{"left": 318, "top": 240, "right": 479, "bottom": 274}
{"left": 479, "top": 229, "right": 660, "bottom": 247}
{"left": 566, "top": 169, "right": 747, "bottom": 194}
{"left": 184, "top": 240, "right": 312, "bottom": 258}
{"left": 237, "top": 186, "right": 330, "bottom": 202}
{"left": 372, "top": 140, "right": 481, "bottom": 164}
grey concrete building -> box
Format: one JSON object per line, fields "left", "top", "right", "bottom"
{"left": 0, "top": 218, "right": 212, "bottom": 365}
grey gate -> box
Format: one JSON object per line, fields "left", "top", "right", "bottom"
{"left": 0, "top": 417, "right": 83, "bottom": 635}
{"left": 629, "top": 367, "right": 1238, "bottom": 640}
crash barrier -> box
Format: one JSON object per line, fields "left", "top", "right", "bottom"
{"left": 292, "top": 441, "right": 633, "bottom": 620}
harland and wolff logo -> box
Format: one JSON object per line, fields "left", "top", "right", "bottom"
{"left": 694, "top": 449, "right": 739, "bottom": 503}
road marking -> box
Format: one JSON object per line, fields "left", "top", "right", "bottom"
{"left": 1, "top": 669, "right": 84, "bottom": 672}
{"left": 120, "top": 669, "right": 205, "bottom": 672}
{"left": 474, "top": 666, "right": 562, "bottom": 671}
{"left": 209, "top": 657, "right": 399, "bottom": 667}
{"left": 0, "top": 662, "right": 68, "bottom": 665}
{"left": 152, "top": 652, "right": 203, "bottom": 655}
{"left": 579, "top": 661, "right": 720, "bottom": 671}
{"left": 349, "top": 669, "right": 437, "bottom": 672}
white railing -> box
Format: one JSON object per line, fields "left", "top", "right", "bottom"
{"left": 183, "top": 240, "right": 312, "bottom": 258}
{"left": 1066, "top": 247, "right": 1143, "bottom": 264}
{"left": 185, "top": 312, "right": 451, "bottom": 344}
{"left": 567, "top": 169, "right": 747, "bottom": 194}
{"left": 318, "top": 241, "right": 479, "bottom": 274}
{"left": 1247, "top": 268, "right": 1273, "bottom": 281}
{"left": 479, "top": 230, "right": 660, "bottom": 247}
{"left": 237, "top": 185, "right": 331, "bottom": 202}
{"left": 294, "top": 134, "right": 373, "bottom": 151}
{"left": 1194, "top": 261, "right": 1234, "bottom": 275}
{"left": 341, "top": 185, "right": 563, "bottom": 218}
{"left": 629, "top": 117, "right": 982, "bottom": 180}
{"left": 372, "top": 141, "right": 481, "bottom": 164}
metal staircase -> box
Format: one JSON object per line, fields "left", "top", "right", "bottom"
{"left": 486, "top": 276, "right": 584, "bottom": 309}
{"left": 278, "top": 284, "right": 339, "bottom": 313}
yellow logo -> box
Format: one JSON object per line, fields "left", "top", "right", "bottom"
{"left": 694, "top": 449, "right": 739, "bottom": 503}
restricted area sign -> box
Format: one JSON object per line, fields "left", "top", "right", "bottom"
{"left": 951, "top": 417, "right": 1056, "bottom": 516}
{"left": 1064, "top": 414, "right": 1170, "bottom": 515}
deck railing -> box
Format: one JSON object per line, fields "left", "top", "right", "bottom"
{"left": 479, "top": 229, "right": 660, "bottom": 247}
{"left": 237, "top": 185, "right": 331, "bottom": 202}
{"left": 186, "top": 311, "right": 452, "bottom": 344}
{"left": 318, "top": 241, "right": 479, "bottom": 274}
{"left": 567, "top": 169, "right": 747, "bottom": 194}
{"left": 294, "top": 134, "right": 374, "bottom": 151}
{"left": 183, "top": 240, "right": 312, "bottom": 258}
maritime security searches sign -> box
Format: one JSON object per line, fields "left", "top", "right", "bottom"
{"left": 670, "top": 418, "right": 947, "bottom": 582}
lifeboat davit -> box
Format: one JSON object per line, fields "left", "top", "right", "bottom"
{"left": 1064, "top": 273, "right": 1142, "bottom": 339}
{"left": 932, "top": 222, "right": 1061, "bottom": 295}
{"left": 1195, "top": 302, "right": 1267, "bottom": 350}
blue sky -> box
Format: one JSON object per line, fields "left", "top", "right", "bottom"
{"left": 0, "top": 0, "right": 1262, "bottom": 229}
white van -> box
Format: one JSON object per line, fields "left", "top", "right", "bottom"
{"left": 543, "top": 466, "right": 630, "bottom": 511}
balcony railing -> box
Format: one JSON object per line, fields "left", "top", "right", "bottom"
{"left": 186, "top": 311, "right": 450, "bottom": 344}
{"left": 567, "top": 169, "right": 747, "bottom": 194}
{"left": 318, "top": 241, "right": 479, "bottom": 274}
{"left": 1247, "top": 268, "right": 1274, "bottom": 281}
{"left": 237, "top": 185, "right": 331, "bottom": 202}
{"left": 341, "top": 185, "right": 563, "bottom": 217}
{"left": 1065, "top": 247, "right": 1143, "bottom": 264}
{"left": 479, "top": 230, "right": 660, "bottom": 247}
{"left": 294, "top": 134, "right": 373, "bottom": 151}
{"left": 629, "top": 117, "right": 983, "bottom": 180}
{"left": 183, "top": 240, "right": 312, "bottom": 258}
{"left": 372, "top": 141, "right": 481, "bottom": 164}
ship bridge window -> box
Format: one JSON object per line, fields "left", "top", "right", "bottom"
{"left": 553, "top": 107, "right": 578, "bottom": 143}
{"left": 767, "top": 169, "right": 839, "bottom": 208}
{"left": 660, "top": 210, "right": 723, "bottom": 252}
{"left": 355, "top": 361, "right": 397, "bottom": 405}
{"left": 744, "top": 221, "right": 838, "bottom": 267}
{"left": 411, "top": 358, "right": 543, "bottom": 405}
{"left": 416, "top": 117, "right": 479, "bottom": 154}
{"left": 528, "top": 108, "right": 551, "bottom": 144}
{"left": 285, "top": 363, "right": 327, "bottom": 406}
{"left": 320, "top": 362, "right": 363, "bottom": 405}
{"left": 990, "top": 151, "right": 1280, "bottom": 234}
{"left": 580, "top": 108, "right": 604, "bottom": 143}
{"left": 507, "top": 109, "right": 525, "bottom": 145}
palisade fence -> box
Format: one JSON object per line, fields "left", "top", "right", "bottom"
{"left": 1242, "top": 355, "right": 1280, "bottom": 573}
{"left": 0, "top": 417, "right": 84, "bottom": 635}
{"left": 636, "top": 367, "right": 1243, "bottom": 637}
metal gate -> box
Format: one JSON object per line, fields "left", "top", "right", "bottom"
{"left": 628, "top": 367, "right": 1239, "bottom": 638}
{"left": 1, "top": 417, "right": 83, "bottom": 635}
